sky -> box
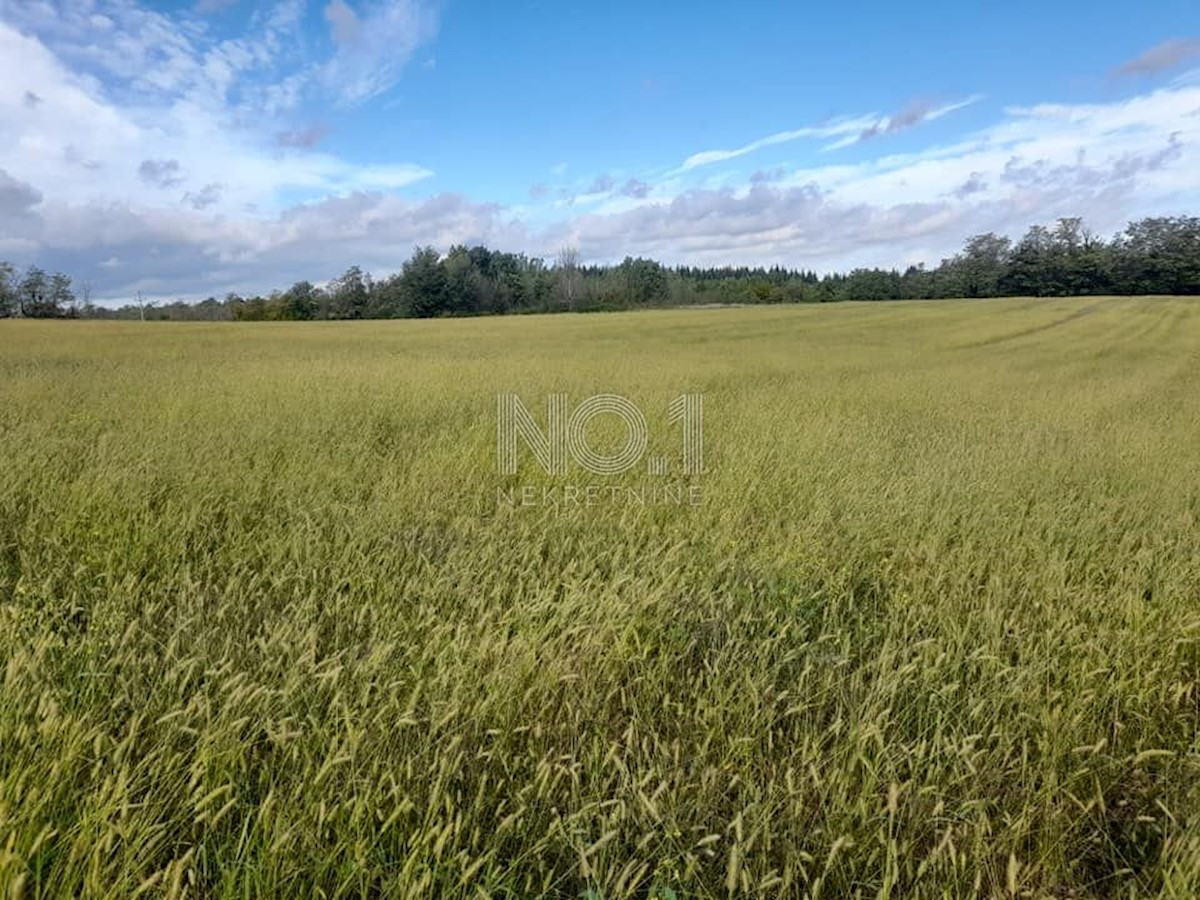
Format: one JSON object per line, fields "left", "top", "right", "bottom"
{"left": 0, "top": 0, "right": 1198, "bottom": 303}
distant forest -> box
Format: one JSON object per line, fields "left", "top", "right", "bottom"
{"left": 1, "top": 215, "right": 1197, "bottom": 321}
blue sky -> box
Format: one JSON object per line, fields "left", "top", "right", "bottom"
{"left": 0, "top": 0, "right": 1198, "bottom": 301}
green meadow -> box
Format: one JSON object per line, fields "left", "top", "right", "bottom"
{"left": 1, "top": 296, "right": 1198, "bottom": 898}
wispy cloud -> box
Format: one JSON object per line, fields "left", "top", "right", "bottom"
{"left": 824, "top": 95, "right": 984, "bottom": 149}
{"left": 276, "top": 125, "right": 330, "bottom": 149}
{"left": 620, "top": 179, "right": 651, "bottom": 199}
{"left": 679, "top": 97, "right": 981, "bottom": 171}
{"left": 0, "top": 14, "right": 434, "bottom": 225}
{"left": 2, "top": 0, "right": 308, "bottom": 120}
{"left": 678, "top": 116, "right": 876, "bottom": 171}
{"left": 1115, "top": 38, "right": 1200, "bottom": 78}
{"left": 3, "top": 0, "right": 438, "bottom": 115}
{"left": 320, "top": 0, "right": 440, "bottom": 105}
{"left": 324, "top": 0, "right": 363, "bottom": 46}
{"left": 533, "top": 81, "right": 1199, "bottom": 274}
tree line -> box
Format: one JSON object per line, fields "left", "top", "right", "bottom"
{"left": 1, "top": 215, "right": 1197, "bottom": 321}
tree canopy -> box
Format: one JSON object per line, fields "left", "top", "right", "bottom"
{"left": 2, "top": 214, "right": 1197, "bottom": 321}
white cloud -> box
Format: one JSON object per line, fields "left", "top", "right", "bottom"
{"left": 823, "top": 95, "right": 984, "bottom": 150}
{"left": 0, "top": 13, "right": 434, "bottom": 216}
{"left": 679, "top": 116, "right": 876, "bottom": 171}
{"left": 20, "top": 191, "right": 524, "bottom": 302}
{"left": 320, "top": 0, "right": 440, "bottom": 105}
{"left": 1, "top": 0, "right": 437, "bottom": 112}
{"left": 678, "top": 97, "right": 983, "bottom": 171}
{"left": 562, "top": 84, "right": 1200, "bottom": 270}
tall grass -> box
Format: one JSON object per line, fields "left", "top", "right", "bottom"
{"left": 1, "top": 296, "right": 1198, "bottom": 897}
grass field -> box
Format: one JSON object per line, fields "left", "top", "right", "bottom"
{"left": 1, "top": 296, "right": 1199, "bottom": 898}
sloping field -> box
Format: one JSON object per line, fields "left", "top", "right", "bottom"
{"left": 1, "top": 297, "right": 1199, "bottom": 897}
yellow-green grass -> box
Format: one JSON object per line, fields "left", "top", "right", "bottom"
{"left": 1, "top": 297, "right": 1199, "bottom": 898}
